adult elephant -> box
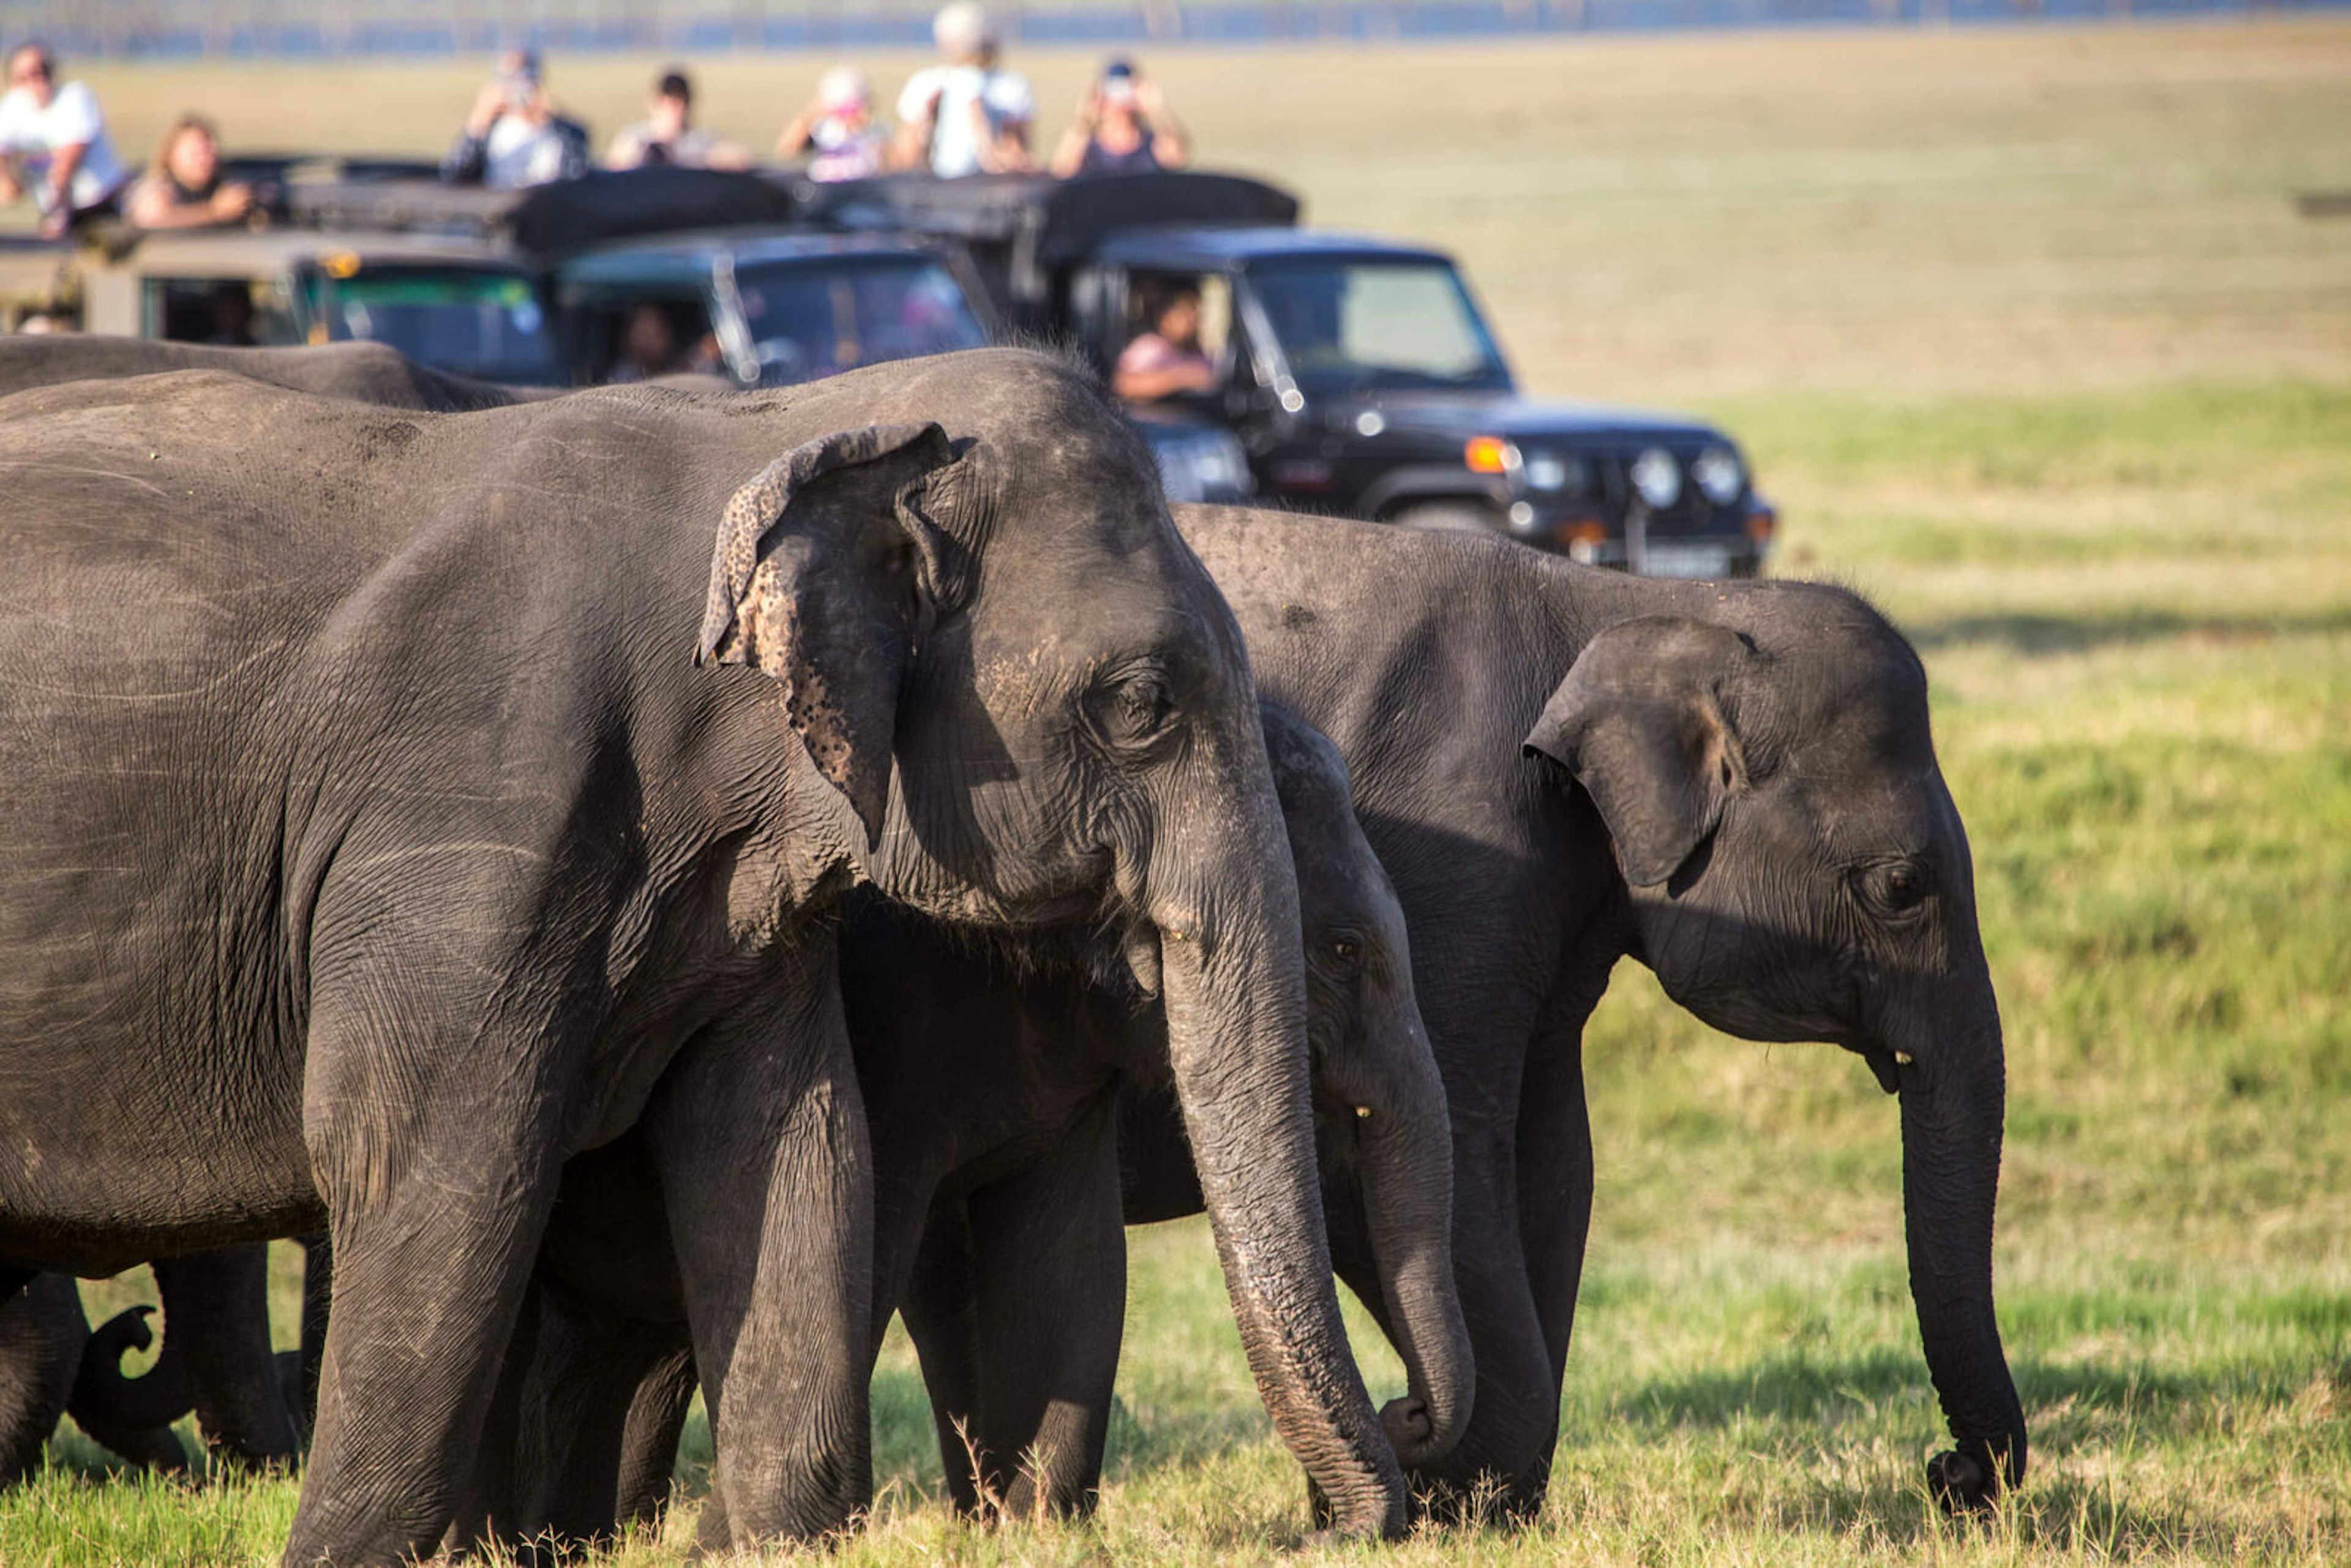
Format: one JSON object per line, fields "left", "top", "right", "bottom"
{"left": 0, "top": 337, "right": 497, "bottom": 1479}
{"left": 490, "top": 703, "right": 1472, "bottom": 1549}
{"left": 0, "top": 336, "right": 525, "bottom": 410}
{"left": 1160, "top": 506, "right": 2028, "bottom": 1520}
{"left": 0, "top": 351, "right": 1407, "bottom": 1564}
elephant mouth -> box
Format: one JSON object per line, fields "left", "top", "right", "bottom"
{"left": 1858, "top": 1045, "right": 1903, "bottom": 1096}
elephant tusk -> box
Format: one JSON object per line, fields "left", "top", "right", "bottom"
{"left": 1355, "top": 1105, "right": 1371, "bottom": 1119}
{"left": 1893, "top": 1051, "right": 1915, "bottom": 1066}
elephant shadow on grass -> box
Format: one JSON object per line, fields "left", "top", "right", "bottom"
{"left": 666, "top": 1360, "right": 1029, "bottom": 1507}
{"left": 667, "top": 1359, "right": 1277, "bottom": 1517}
{"left": 1611, "top": 1348, "right": 2343, "bottom": 1555}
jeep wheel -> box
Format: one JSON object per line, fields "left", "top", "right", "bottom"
{"left": 1393, "top": 501, "right": 1500, "bottom": 534}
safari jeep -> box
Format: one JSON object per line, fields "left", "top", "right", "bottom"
{"left": 806, "top": 171, "right": 1776, "bottom": 575}
{"left": 66, "top": 227, "right": 561, "bottom": 383}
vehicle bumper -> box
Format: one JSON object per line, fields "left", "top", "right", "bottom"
{"left": 1504, "top": 495, "right": 1777, "bottom": 578}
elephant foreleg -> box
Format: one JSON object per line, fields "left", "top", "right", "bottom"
{"left": 642, "top": 967, "right": 875, "bottom": 1551}
{"left": 499, "top": 1285, "right": 693, "bottom": 1552}
{"left": 899, "top": 1204, "right": 987, "bottom": 1515}
{"left": 294, "top": 1236, "right": 331, "bottom": 1436}
{"left": 286, "top": 1013, "right": 570, "bottom": 1566}
{"left": 907, "top": 1101, "right": 1127, "bottom": 1523}
{"left": 612, "top": 1336, "right": 697, "bottom": 1531}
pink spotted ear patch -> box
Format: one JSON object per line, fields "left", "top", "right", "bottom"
{"left": 738, "top": 562, "right": 857, "bottom": 796}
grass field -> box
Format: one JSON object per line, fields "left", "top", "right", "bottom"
{"left": 6, "top": 19, "right": 2349, "bottom": 1567}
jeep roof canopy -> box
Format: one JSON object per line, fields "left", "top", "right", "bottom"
{"left": 801, "top": 170, "right": 1301, "bottom": 314}
{"left": 268, "top": 165, "right": 805, "bottom": 258}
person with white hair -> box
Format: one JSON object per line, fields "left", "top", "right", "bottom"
{"left": 776, "top": 64, "right": 888, "bottom": 183}
{"left": 891, "top": 2, "right": 1033, "bottom": 178}
{"left": 0, "top": 43, "right": 129, "bottom": 238}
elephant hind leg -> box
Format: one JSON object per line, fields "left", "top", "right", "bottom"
{"left": 498, "top": 1286, "right": 692, "bottom": 1553}
{"left": 154, "top": 1246, "right": 301, "bottom": 1470}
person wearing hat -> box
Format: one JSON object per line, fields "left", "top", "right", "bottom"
{"left": 1050, "top": 57, "right": 1189, "bottom": 178}
{"left": 776, "top": 66, "right": 888, "bottom": 184}
{"left": 891, "top": 2, "right": 1033, "bottom": 178}
{"left": 0, "top": 42, "right": 130, "bottom": 238}
{"left": 441, "top": 48, "right": 590, "bottom": 190}
{"left": 607, "top": 67, "right": 749, "bottom": 171}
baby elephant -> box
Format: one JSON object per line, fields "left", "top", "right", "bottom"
{"left": 0, "top": 1248, "right": 307, "bottom": 1484}
{"left": 495, "top": 703, "right": 1470, "bottom": 1548}
{"left": 0, "top": 1275, "right": 191, "bottom": 1481}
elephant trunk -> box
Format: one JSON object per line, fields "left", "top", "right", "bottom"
{"left": 1345, "top": 1044, "right": 1474, "bottom": 1469}
{"left": 72, "top": 1304, "right": 195, "bottom": 1434}
{"left": 1155, "top": 804, "right": 1407, "bottom": 1537}
{"left": 1892, "top": 988, "right": 2027, "bottom": 1510}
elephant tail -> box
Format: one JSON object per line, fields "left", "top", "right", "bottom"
{"left": 69, "top": 1304, "right": 193, "bottom": 1469}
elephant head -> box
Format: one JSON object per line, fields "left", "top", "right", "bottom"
{"left": 698, "top": 350, "right": 1406, "bottom": 1534}
{"left": 1259, "top": 704, "right": 1474, "bottom": 1472}
{"left": 1522, "top": 590, "right": 2026, "bottom": 1510}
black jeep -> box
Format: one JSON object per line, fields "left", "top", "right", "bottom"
{"left": 804, "top": 171, "right": 1776, "bottom": 574}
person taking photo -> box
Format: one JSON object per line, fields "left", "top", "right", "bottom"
{"left": 1050, "top": 58, "right": 1189, "bottom": 178}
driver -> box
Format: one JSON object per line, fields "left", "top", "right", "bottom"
{"left": 1112, "top": 279, "right": 1215, "bottom": 405}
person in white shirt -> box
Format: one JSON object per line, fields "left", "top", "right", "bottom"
{"left": 441, "top": 49, "right": 590, "bottom": 190}
{"left": 891, "top": 3, "right": 1034, "bottom": 179}
{"left": 0, "top": 44, "right": 129, "bottom": 238}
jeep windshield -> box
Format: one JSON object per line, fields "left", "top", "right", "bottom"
{"left": 318, "top": 269, "right": 558, "bottom": 384}
{"left": 1245, "top": 257, "right": 1511, "bottom": 396}
{"left": 736, "top": 256, "right": 986, "bottom": 385}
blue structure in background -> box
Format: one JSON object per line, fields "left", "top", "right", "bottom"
{"left": 2, "top": 0, "right": 2344, "bottom": 60}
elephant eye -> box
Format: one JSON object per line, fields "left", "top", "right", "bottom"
{"left": 1086, "top": 666, "right": 1176, "bottom": 751}
{"left": 1329, "top": 935, "right": 1363, "bottom": 970}
{"left": 1859, "top": 859, "right": 1935, "bottom": 917}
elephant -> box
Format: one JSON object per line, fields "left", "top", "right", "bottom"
{"left": 0, "top": 336, "right": 525, "bottom": 411}
{"left": 0, "top": 348, "right": 1410, "bottom": 1564}
{"left": 0, "top": 1249, "right": 301, "bottom": 1481}
{"left": 479, "top": 700, "right": 1472, "bottom": 1551}
{"left": 1, "top": 1274, "right": 193, "bottom": 1481}
{"left": 1149, "top": 504, "right": 2028, "bottom": 1520}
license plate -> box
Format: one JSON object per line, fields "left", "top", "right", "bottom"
{"left": 1640, "top": 541, "right": 1735, "bottom": 579}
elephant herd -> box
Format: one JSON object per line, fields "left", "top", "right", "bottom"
{"left": 0, "top": 337, "right": 2027, "bottom": 1564}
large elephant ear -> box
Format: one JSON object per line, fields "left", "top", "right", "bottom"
{"left": 1521, "top": 617, "right": 1754, "bottom": 888}
{"left": 697, "top": 422, "right": 957, "bottom": 848}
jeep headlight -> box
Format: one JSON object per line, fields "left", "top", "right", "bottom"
{"left": 1523, "top": 451, "right": 1583, "bottom": 493}
{"left": 1629, "top": 447, "right": 1681, "bottom": 510}
{"left": 1692, "top": 445, "right": 1744, "bottom": 506}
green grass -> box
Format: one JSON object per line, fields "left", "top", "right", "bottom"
{"left": 6, "top": 21, "right": 2350, "bottom": 1566}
